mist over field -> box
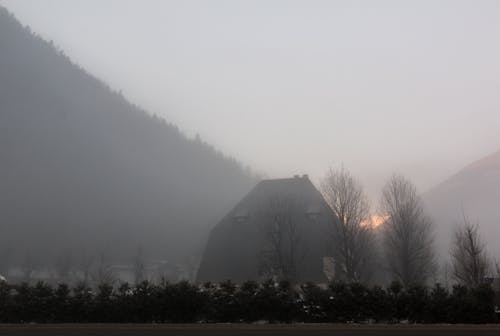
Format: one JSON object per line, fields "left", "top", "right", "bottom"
{"left": 1, "top": 0, "right": 500, "bottom": 295}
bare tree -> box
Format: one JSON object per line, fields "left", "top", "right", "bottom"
{"left": 259, "top": 195, "right": 305, "bottom": 282}
{"left": 451, "top": 214, "right": 490, "bottom": 287}
{"left": 381, "top": 175, "right": 435, "bottom": 287}
{"left": 320, "top": 166, "right": 376, "bottom": 283}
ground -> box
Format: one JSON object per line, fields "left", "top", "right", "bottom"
{"left": 1, "top": 324, "right": 500, "bottom": 336}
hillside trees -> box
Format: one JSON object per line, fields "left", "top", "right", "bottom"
{"left": 0, "top": 6, "right": 256, "bottom": 273}
{"left": 320, "top": 167, "right": 377, "bottom": 283}
{"left": 381, "top": 175, "right": 436, "bottom": 287}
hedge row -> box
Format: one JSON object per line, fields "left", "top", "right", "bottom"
{"left": 0, "top": 280, "right": 497, "bottom": 323}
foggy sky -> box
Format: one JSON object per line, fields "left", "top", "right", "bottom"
{"left": 3, "top": 0, "right": 500, "bottom": 201}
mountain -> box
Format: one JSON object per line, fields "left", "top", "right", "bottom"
{"left": 0, "top": 7, "right": 256, "bottom": 274}
{"left": 423, "top": 149, "right": 500, "bottom": 260}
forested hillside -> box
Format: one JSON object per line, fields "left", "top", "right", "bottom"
{"left": 0, "top": 7, "right": 255, "bottom": 276}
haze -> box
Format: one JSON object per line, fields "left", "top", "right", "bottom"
{"left": 3, "top": 0, "right": 500, "bottom": 200}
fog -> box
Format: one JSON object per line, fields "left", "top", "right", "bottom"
{"left": 4, "top": 0, "right": 500, "bottom": 200}
{"left": 0, "top": 6, "right": 255, "bottom": 283}
{"left": 2, "top": 1, "right": 500, "bottom": 287}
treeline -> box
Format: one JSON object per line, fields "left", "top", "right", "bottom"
{"left": 0, "top": 280, "right": 497, "bottom": 324}
{"left": 315, "top": 168, "right": 497, "bottom": 289}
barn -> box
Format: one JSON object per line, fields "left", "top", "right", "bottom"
{"left": 196, "top": 175, "right": 335, "bottom": 283}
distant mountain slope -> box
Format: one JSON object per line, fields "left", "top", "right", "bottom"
{"left": 0, "top": 7, "right": 255, "bottom": 271}
{"left": 423, "top": 149, "right": 500, "bottom": 259}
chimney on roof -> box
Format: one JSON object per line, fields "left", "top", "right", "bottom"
{"left": 302, "top": 174, "right": 308, "bottom": 179}
{"left": 293, "top": 174, "right": 300, "bottom": 179}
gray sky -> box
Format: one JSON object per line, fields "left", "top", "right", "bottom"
{"left": 3, "top": 0, "right": 500, "bottom": 201}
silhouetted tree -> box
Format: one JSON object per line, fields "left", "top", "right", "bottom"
{"left": 451, "top": 215, "right": 490, "bottom": 288}
{"left": 381, "top": 175, "right": 435, "bottom": 287}
{"left": 320, "top": 166, "right": 376, "bottom": 283}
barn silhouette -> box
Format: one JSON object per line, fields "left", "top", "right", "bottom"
{"left": 197, "top": 175, "right": 335, "bottom": 283}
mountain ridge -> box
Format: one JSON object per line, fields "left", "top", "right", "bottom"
{"left": 0, "top": 6, "right": 256, "bottom": 274}
{"left": 423, "top": 148, "right": 500, "bottom": 259}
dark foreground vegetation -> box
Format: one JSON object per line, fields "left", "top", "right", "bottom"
{"left": 0, "top": 280, "right": 497, "bottom": 324}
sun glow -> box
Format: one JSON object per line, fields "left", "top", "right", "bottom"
{"left": 361, "top": 215, "right": 389, "bottom": 228}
